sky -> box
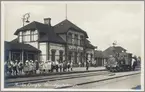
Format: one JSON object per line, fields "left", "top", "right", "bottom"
{"left": 2, "top": 1, "right": 144, "bottom": 56}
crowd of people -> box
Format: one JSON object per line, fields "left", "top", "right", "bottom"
{"left": 4, "top": 60, "right": 24, "bottom": 76}
{"left": 5, "top": 56, "right": 139, "bottom": 76}
{"left": 4, "top": 59, "right": 81, "bottom": 76}
{"left": 39, "top": 60, "right": 74, "bottom": 74}
{"left": 4, "top": 59, "right": 92, "bottom": 76}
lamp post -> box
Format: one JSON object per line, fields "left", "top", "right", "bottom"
{"left": 22, "top": 13, "right": 30, "bottom": 27}
{"left": 21, "top": 13, "right": 30, "bottom": 64}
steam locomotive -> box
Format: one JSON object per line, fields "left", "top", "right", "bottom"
{"left": 105, "top": 52, "right": 132, "bottom": 72}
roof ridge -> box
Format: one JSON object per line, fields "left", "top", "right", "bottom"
{"left": 53, "top": 19, "right": 68, "bottom": 27}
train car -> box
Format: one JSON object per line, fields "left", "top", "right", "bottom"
{"left": 105, "top": 52, "right": 132, "bottom": 72}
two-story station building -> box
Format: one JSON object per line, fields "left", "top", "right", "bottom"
{"left": 5, "top": 18, "right": 95, "bottom": 67}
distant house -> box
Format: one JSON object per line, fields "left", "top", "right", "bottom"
{"left": 103, "top": 46, "right": 132, "bottom": 66}
{"left": 103, "top": 46, "right": 127, "bottom": 58}
{"left": 5, "top": 18, "right": 95, "bottom": 67}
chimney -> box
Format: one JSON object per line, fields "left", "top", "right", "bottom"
{"left": 44, "top": 18, "right": 51, "bottom": 26}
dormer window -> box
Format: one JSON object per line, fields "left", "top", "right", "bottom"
{"left": 18, "top": 30, "right": 38, "bottom": 43}
{"left": 19, "top": 31, "right": 23, "bottom": 43}
{"left": 74, "top": 34, "right": 78, "bottom": 45}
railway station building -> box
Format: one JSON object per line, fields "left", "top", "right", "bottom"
{"left": 94, "top": 50, "right": 106, "bottom": 67}
{"left": 5, "top": 18, "right": 95, "bottom": 67}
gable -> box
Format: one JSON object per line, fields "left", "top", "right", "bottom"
{"left": 53, "top": 19, "right": 88, "bottom": 38}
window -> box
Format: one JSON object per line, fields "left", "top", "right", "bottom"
{"left": 80, "top": 35, "right": 84, "bottom": 46}
{"left": 68, "top": 51, "right": 72, "bottom": 61}
{"left": 80, "top": 52, "right": 83, "bottom": 63}
{"left": 68, "top": 33, "right": 72, "bottom": 44}
{"left": 12, "top": 52, "right": 21, "bottom": 61}
{"left": 19, "top": 36, "right": 22, "bottom": 42}
{"left": 51, "top": 49, "right": 56, "bottom": 61}
{"left": 28, "top": 53, "right": 35, "bottom": 61}
{"left": 74, "top": 34, "right": 78, "bottom": 45}
{"left": 30, "top": 30, "right": 35, "bottom": 41}
{"left": 22, "top": 31, "right": 26, "bottom": 42}
{"left": 59, "top": 50, "right": 63, "bottom": 62}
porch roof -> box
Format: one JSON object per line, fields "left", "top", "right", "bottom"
{"left": 5, "top": 41, "right": 41, "bottom": 52}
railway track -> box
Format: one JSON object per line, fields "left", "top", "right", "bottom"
{"left": 56, "top": 72, "right": 140, "bottom": 89}
{"left": 5, "top": 71, "right": 140, "bottom": 89}
{"left": 5, "top": 71, "right": 109, "bottom": 87}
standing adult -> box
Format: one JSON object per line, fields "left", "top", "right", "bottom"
{"left": 4, "top": 61, "right": 8, "bottom": 76}
{"left": 33, "top": 60, "right": 37, "bottom": 74}
{"left": 24, "top": 60, "right": 29, "bottom": 75}
{"left": 78, "top": 62, "right": 81, "bottom": 67}
{"left": 67, "top": 61, "right": 70, "bottom": 71}
{"left": 86, "top": 60, "right": 89, "bottom": 71}
{"left": 70, "top": 60, "right": 73, "bottom": 71}
{"left": 51, "top": 61, "right": 55, "bottom": 72}
{"left": 13, "top": 60, "right": 18, "bottom": 76}
{"left": 47, "top": 60, "right": 52, "bottom": 72}
{"left": 55, "top": 60, "right": 59, "bottom": 72}
{"left": 29, "top": 60, "right": 33, "bottom": 73}
{"left": 63, "top": 60, "right": 67, "bottom": 72}
{"left": 59, "top": 60, "right": 63, "bottom": 72}
{"left": 18, "top": 60, "right": 23, "bottom": 75}
{"left": 7, "top": 61, "right": 12, "bottom": 76}
{"left": 137, "top": 56, "right": 141, "bottom": 68}
{"left": 132, "top": 57, "right": 137, "bottom": 71}
{"left": 35, "top": 60, "right": 39, "bottom": 70}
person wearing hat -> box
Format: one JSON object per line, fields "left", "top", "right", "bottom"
{"left": 55, "top": 60, "right": 59, "bottom": 72}
{"left": 47, "top": 60, "right": 51, "bottom": 72}
{"left": 29, "top": 60, "right": 34, "bottom": 73}
{"left": 86, "top": 59, "right": 90, "bottom": 71}
{"left": 67, "top": 61, "right": 70, "bottom": 72}
{"left": 32, "top": 60, "right": 36, "bottom": 74}
{"left": 13, "top": 60, "right": 18, "bottom": 76}
{"left": 35, "top": 60, "right": 39, "bottom": 70}
{"left": 59, "top": 60, "right": 63, "bottom": 72}
{"left": 132, "top": 57, "right": 137, "bottom": 71}
{"left": 70, "top": 60, "right": 73, "bottom": 71}
{"left": 18, "top": 60, "right": 23, "bottom": 75}
{"left": 24, "top": 60, "right": 29, "bottom": 74}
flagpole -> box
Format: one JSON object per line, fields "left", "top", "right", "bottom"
{"left": 65, "top": 4, "right": 67, "bottom": 19}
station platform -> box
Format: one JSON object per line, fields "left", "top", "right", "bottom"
{"left": 5, "top": 66, "right": 106, "bottom": 79}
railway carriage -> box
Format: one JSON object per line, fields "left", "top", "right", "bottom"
{"left": 105, "top": 52, "right": 132, "bottom": 72}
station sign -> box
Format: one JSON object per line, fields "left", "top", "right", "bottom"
{"left": 68, "top": 46, "right": 83, "bottom": 51}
